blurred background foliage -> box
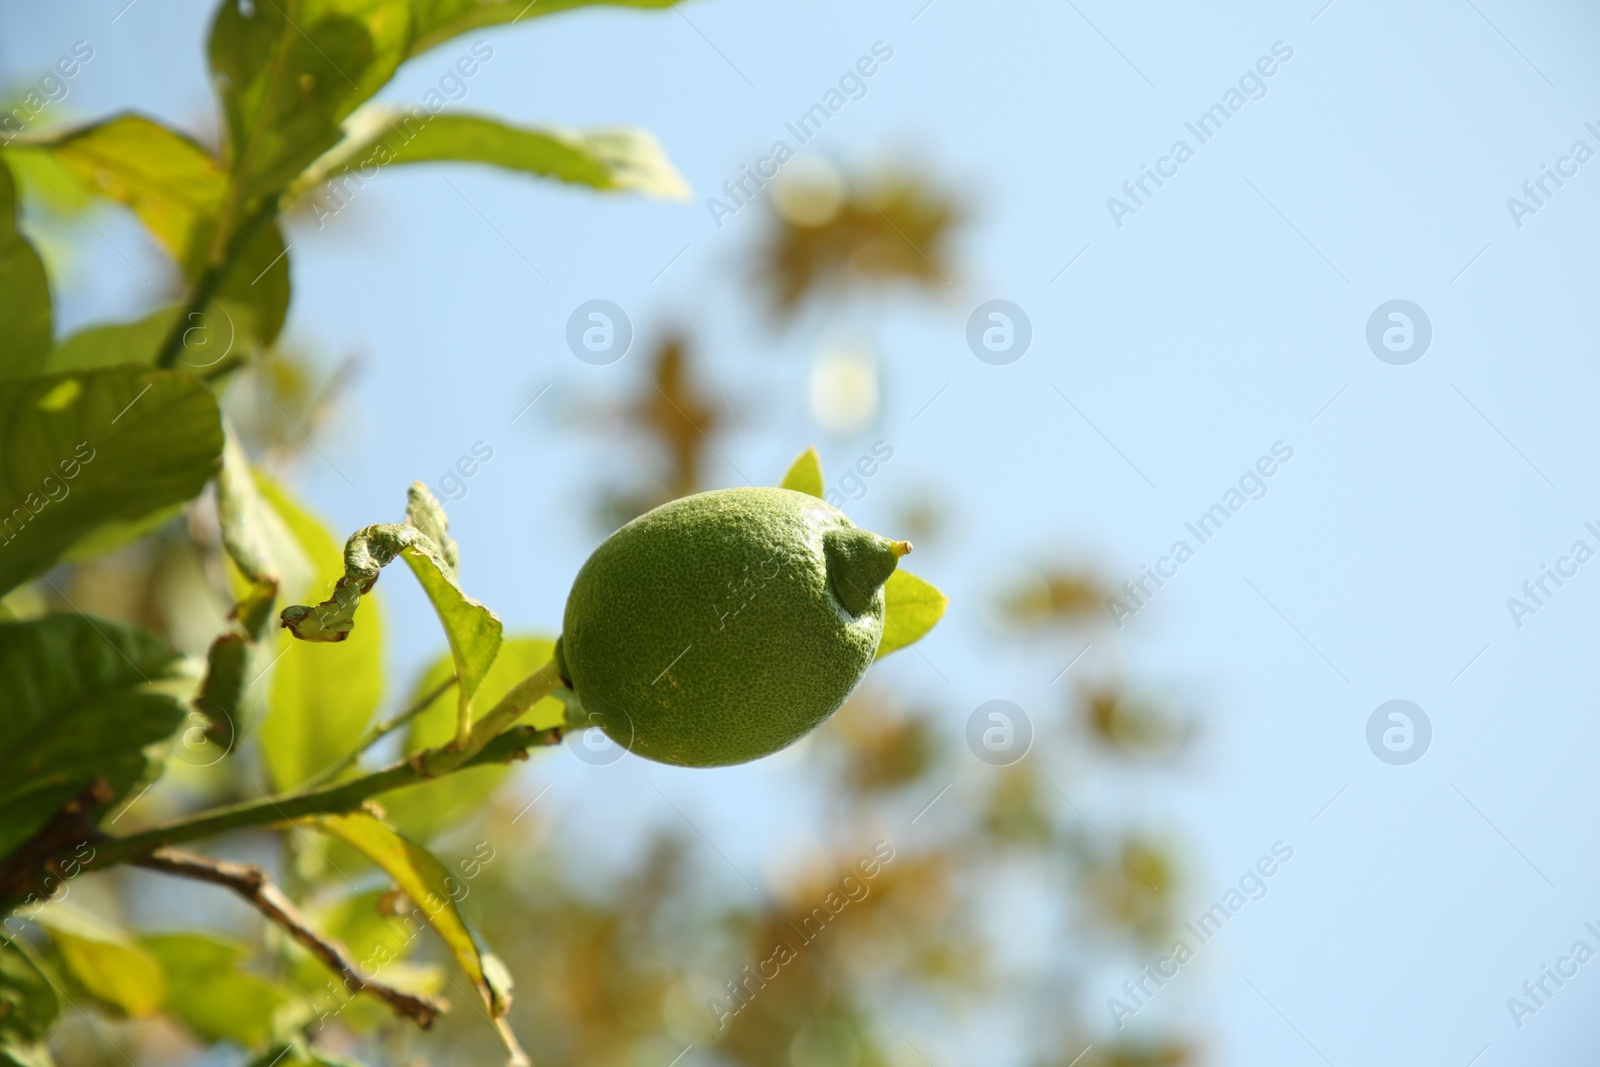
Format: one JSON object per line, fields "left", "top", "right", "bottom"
{"left": 12, "top": 164, "right": 1199, "bottom": 1065}
{"left": 0, "top": 4, "right": 1200, "bottom": 1065}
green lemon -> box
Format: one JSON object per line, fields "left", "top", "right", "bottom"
{"left": 554, "top": 487, "right": 910, "bottom": 767}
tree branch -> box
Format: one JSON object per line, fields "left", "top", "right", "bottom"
{"left": 0, "top": 779, "right": 114, "bottom": 903}
{"left": 135, "top": 847, "right": 446, "bottom": 1029}
{"left": 85, "top": 721, "right": 562, "bottom": 874}
{"left": 0, "top": 663, "right": 564, "bottom": 909}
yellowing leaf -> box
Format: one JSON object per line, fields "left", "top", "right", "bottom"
{"left": 876, "top": 569, "right": 946, "bottom": 659}
{"left": 31, "top": 113, "right": 223, "bottom": 265}
{"left": 779, "top": 445, "right": 824, "bottom": 498}
{"left": 33, "top": 904, "right": 166, "bottom": 1019}
{"left": 313, "top": 812, "right": 524, "bottom": 1064}
{"left": 25, "top": 115, "right": 289, "bottom": 343}
{"left": 311, "top": 817, "right": 526, "bottom": 1065}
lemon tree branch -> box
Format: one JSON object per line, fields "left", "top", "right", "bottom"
{"left": 134, "top": 847, "right": 448, "bottom": 1029}
{"left": 2, "top": 662, "right": 563, "bottom": 906}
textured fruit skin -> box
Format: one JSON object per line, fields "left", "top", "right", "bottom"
{"left": 557, "top": 487, "right": 890, "bottom": 767}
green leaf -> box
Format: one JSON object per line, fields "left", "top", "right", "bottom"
{"left": 0, "top": 365, "right": 224, "bottom": 597}
{"left": 32, "top": 903, "right": 166, "bottom": 1019}
{"left": 0, "top": 936, "right": 59, "bottom": 1049}
{"left": 67, "top": 260, "right": 279, "bottom": 359}
{"left": 192, "top": 632, "right": 250, "bottom": 749}
{"left": 279, "top": 483, "right": 501, "bottom": 742}
{"left": 304, "top": 109, "right": 687, "bottom": 200}
{"left": 406, "top": 0, "right": 680, "bottom": 58}
{"left": 381, "top": 635, "right": 560, "bottom": 840}
{"left": 218, "top": 429, "right": 303, "bottom": 592}
{"left": 875, "top": 569, "right": 947, "bottom": 660}
{"left": 0, "top": 158, "right": 52, "bottom": 380}
{"left": 257, "top": 473, "right": 383, "bottom": 790}
{"left": 779, "top": 445, "right": 824, "bottom": 497}
{"left": 44, "top": 302, "right": 260, "bottom": 374}
{"left": 22, "top": 114, "right": 289, "bottom": 344}
{"left": 399, "top": 543, "right": 502, "bottom": 729}
{"left": 0, "top": 614, "right": 186, "bottom": 858}
{"left": 141, "top": 933, "right": 291, "bottom": 1047}
{"left": 314, "top": 812, "right": 523, "bottom": 1060}
{"left": 44, "top": 307, "right": 175, "bottom": 372}
{"left": 194, "top": 436, "right": 291, "bottom": 751}
{"left": 209, "top": 0, "right": 413, "bottom": 205}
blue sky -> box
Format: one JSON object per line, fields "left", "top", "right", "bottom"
{"left": 7, "top": 0, "right": 1600, "bottom": 1062}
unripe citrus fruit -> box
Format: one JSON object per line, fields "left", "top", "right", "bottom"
{"left": 554, "top": 487, "right": 910, "bottom": 767}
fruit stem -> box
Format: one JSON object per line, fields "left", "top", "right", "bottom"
{"left": 889, "top": 540, "right": 913, "bottom": 558}
{"left": 446, "top": 658, "right": 565, "bottom": 770}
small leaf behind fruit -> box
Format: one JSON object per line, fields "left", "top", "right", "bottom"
{"left": 779, "top": 445, "right": 825, "bottom": 498}
{"left": 875, "top": 569, "right": 947, "bottom": 659}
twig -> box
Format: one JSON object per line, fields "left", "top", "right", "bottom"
{"left": 135, "top": 847, "right": 446, "bottom": 1029}
{"left": 92, "top": 722, "right": 561, "bottom": 871}
{"left": 306, "top": 674, "right": 459, "bottom": 788}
